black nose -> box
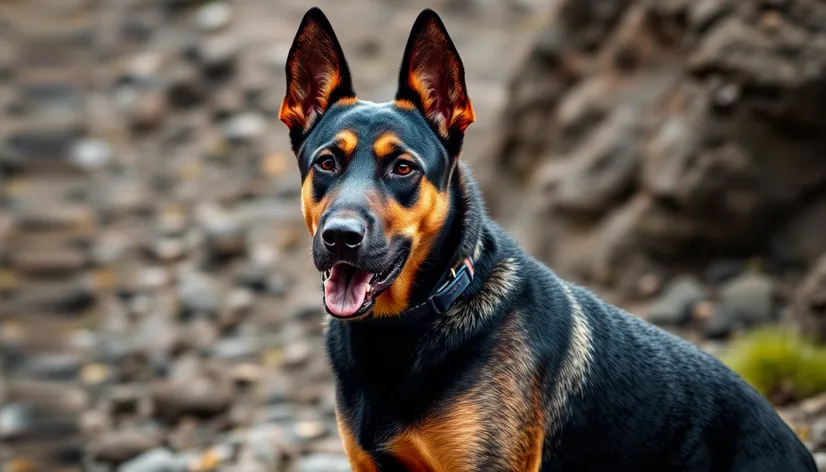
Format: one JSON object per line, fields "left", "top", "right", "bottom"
{"left": 321, "top": 217, "right": 365, "bottom": 256}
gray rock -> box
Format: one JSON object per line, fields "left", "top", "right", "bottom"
{"left": 197, "top": 35, "right": 240, "bottom": 78}
{"left": 222, "top": 112, "right": 266, "bottom": 143}
{"left": 125, "top": 88, "right": 168, "bottom": 131}
{"left": 69, "top": 138, "right": 112, "bottom": 171}
{"left": 166, "top": 63, "right": 204, "bottom": 107}
{"left": 178, "top": 271, "right": 222, "bottom": 315}
{"left": 196, "top": 1, "right": 234, "bottom": 33}
{"left": 151, "top": 374, "right": 234, "bottom": 419}
{"left": 811, "top": 416, "right": 826, "bottom": 451}
{"left": 17, "top": 352, "right": 83, "bottom": 380}
{"left": 0, "top": 403, "right": 31, "bottom": 440}
{"left": 93, "top": 428, "right": 161, "bottom": 463}
{"left": 295, "top": 454, "right": 352, "bottom": 472}
{"left": 719, "top": 273, "right": 775, "bottom": 326}
{"left": 815, "top": 452, "right": 826, "bottom": 472}
{"left": 209, "top": 336, "right": 258, "bottom": 360}
{"left": 645, "top": 276, "right": 707, "bottom": 326}
{"left": 117, "top": 448, "right": 186, "bottom": 472}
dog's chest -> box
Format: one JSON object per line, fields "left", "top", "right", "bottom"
{"left": 375, "top": 403, "right": 484, "bottom": 472}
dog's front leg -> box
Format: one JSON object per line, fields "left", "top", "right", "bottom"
{"left": 336, "top": 415, "right": 380, "bottom": 472}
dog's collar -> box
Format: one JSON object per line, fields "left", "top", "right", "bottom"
{"left": 396, "top": 257, "right": 475, "bottom": 321}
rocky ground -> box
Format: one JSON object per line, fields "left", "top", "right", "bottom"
{"left": 0, "top": 0, "right": 553, "bottom": 471}
{"left": 1, "top": 0, "right": 826, "bottom": 471}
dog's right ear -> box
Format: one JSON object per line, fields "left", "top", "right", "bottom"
{"left": 280, "top": 8, "right": 356, "bottom": 150}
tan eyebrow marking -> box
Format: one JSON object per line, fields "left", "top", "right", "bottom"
{"left": 393, "top": 99, "right": 417, "bottom": 111}
{"left": 373, "top": 132, "right": 402, "bottom": 159}
{"left": 334, "top": 130, "right": 358, "bottom": 156}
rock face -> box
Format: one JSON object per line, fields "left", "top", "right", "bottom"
{"left": 483, "top": 0, "right": 826, "bottom": 295}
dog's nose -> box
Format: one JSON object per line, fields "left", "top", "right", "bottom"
{"left": 321, "top": 217, "right": 365, "bottom": 256}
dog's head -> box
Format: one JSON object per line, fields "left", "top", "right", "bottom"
{"left": 280, "top": 8, "right": 474, "bottom": 319}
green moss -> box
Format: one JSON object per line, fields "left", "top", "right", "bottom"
{"left": 720, "top": 326, "right": 826, "bottom": 405}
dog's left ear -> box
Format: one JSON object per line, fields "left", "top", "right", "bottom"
{"left": 280, "top": 8, "right": 356, "bottom": 149}
{"left": 395, "top": 9, "right": 475, "bottom": 155}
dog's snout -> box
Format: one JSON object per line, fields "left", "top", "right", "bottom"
{"left": 321, "top": 216, "right": 366, "bottom": 256}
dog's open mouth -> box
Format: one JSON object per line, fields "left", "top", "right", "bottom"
{"left": 321, "top": 251, "right": 408, "bottom": 318}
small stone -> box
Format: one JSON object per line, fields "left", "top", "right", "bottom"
{"left": 69, "top": 138, "right": 112, "bottom": 171}
{"left": 231, "top": 363, "right": 261, "bottom": 385}
{"left": 222, "top": 112, "right": 266, "bottom": 143}
{"left": 294, "top": 421, "right": 328, "bottom": 441}
{"left": 212, "top": 87, "right": 244, "bottom": 121}
{"left": 814, "top": 452, "right": 826, "bottom": 472}
{"left": 166, "top": 63, "right": 204, "bottom": 107}
{"left": 0, "top": 403, "right": 31, "bottom": 440}
{"left": 282, "top": 340, "right": 312, "bottom": 368}
{"left": 18, "top": 353, "right": 83, "bottom": 380}
{"left": 150, "top": 237, "right": 187, "bottom": 261}
{"left": 129, "top": 89, "right": 168, "bottom": 130}
{"left": 245, "top": 424, "right": 287, "bottom": 467}
{"left": 93, "top": 428, "right": 161, "bottom": 463}
{"left": 265, "top": 272, "right": 294, "bottom": 296}
{"left": 196, "top": 1, "right": 234, "bottom": 33}
{"left": 9, "top": 248, "right": 87, "bottom": 275}
{"left": 807, "top": 419, "right": 826, "bottom": 453}
{"left": 714, "top": 83, "right": 740, "bottom": 109}
{"left": 137, "top": 266, "right": 171, "bottom": 291}
{"left": 151, "top": 375, "right": 234, "bottom": 419}
{"left": 719, "top": 273, "right": 775, "bottom": 326}
{"left": 645, "top": 276, "right": 707, "bottom": 326}
{"left": 225, "top": 287, "right": 254, "bottom": 314}
{"left": 155, "top": 208, "right": 188, "bottom": 236}
{"left": 79, "top": 409, "right": 110, "bottom": 436}
{"left": 182, "top": 318, "right": 219, "bottom": 351}
{"left": 197, "top": 35, "right": 240, "bottom": 78}
{"left": 294, "top": 454, "right": 352, "bottom": 472}
{"left": 117, "top": 448, "right": 186, "bottom": 472}
{"left": 81, "top": 363, "right": 112, "bottom": 385}
{"left": 178, "top": 272, "right": 222, "bottom": 315}
{"left": 210, "top": 336, "right": 258, "bottom": 360}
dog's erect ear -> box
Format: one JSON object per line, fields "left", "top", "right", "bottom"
{"left": 395, "top": 9, "right": 474, "bottom": 151}
{"left": 280, "top": 8, "right": 355, "bottom": 147}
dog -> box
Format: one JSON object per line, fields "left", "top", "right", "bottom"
{"left": 278, "top": 7, "right": 818, "bottom": 472}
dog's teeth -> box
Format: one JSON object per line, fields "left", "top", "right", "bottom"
{"left": 366, "top": 283, "right": 372, "bottom": 293}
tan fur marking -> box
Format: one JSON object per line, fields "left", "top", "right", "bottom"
{"left": 300, "top": 169, "right": 328, "bottom": 235}
{"left": 372, "top": 132, "right": 402, "bottom": 159}
{"left": 545, "top": 283, "right": 593, "bottom": 438}
{"left": 336, "top": 415, "right": 379, "bottom": 472}
{"left": 334, "top": 129, "right": 358, "bottom": 157}
{"left": 387, "top": 393, "right": 483, "bottom": 471}
{"left": 393, "top": 99, "right": 417, "bottom": 111}
{"left": 372, "top": 179, "right": 449, "bottom": 316}
{"left": 336, "top": 96, "right": 358, "bottom": 106}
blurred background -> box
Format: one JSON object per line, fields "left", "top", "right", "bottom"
{"left": 2, "top": 0, "right": 826, "bottom": 471}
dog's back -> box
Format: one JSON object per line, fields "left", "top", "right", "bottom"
{"left": 536, "top": 269, "right": 816, "bottom": 471}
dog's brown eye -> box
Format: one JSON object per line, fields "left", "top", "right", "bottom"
{"left": 393, "top": 162, "right": 413, "bottom": 176}
{"left": 317, "top": 157, "right": 336, "bottom": 172}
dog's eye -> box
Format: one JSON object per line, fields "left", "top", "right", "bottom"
{"left": 392, "top": 161, "right": 414, "bottom": 176}
{"left": 316, "top": 156, "right": 337, "bottom": 172}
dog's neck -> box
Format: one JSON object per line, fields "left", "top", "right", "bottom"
{"left": 402, "top": 161, "right": 486, "bottom": 307}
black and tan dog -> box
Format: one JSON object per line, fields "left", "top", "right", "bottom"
{"left": 279, "top": 7, "right": 817, "bottom": 472}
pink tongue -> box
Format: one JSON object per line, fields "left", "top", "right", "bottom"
{"left": 324, "top": 265, "right": 372, "bottom": 317}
